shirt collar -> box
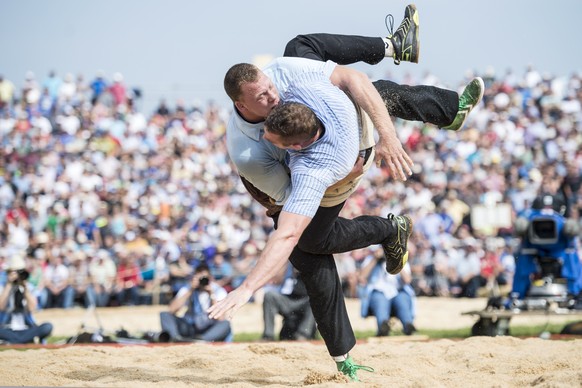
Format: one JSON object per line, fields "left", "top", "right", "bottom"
{"left": 232, "top": 105, "right": 263, "bottom": 142}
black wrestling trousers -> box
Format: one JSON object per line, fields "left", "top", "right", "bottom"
{"left": 286, "top": 201, "right": 396, "bottom": 356}
{"left": 284, "top": 33, "right": 459, "bottom": 127}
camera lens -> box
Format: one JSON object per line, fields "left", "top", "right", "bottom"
{"left": 17, "top": 269, "right": 30, "bottom": 282}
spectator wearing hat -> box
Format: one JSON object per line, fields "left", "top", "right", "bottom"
{"left": 0, "top": 254, "right": 53, "bottom": 344}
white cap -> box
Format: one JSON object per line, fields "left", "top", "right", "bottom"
{"left": 7, "top": 254, "right": 26, "bottom": 271}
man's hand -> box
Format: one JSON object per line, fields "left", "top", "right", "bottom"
{"left": 207, "top": 286, "right": 253, "bottom": 320}
{"left": 329, "top": 65, "right": 414, "bottom": 181}
{"left": 374, "top": 135, "right": 413, "bottom": 181}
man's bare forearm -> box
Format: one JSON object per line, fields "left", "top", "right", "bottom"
{"left": 331, "top": 66, "right": 397, "bottom": 141}
{"left": 239, "top": 211, "right": 311, "bottom": 293}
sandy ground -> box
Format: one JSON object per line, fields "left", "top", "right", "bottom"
{"left": 30, "top": 297, "right": 581, "bottom": 337}
{"left": 1, "top": 297, "right": 582, "bottom": 387}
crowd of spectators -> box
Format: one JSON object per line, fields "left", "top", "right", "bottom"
{"left": 0, "top": 65, "right": 580, "bottom": 313}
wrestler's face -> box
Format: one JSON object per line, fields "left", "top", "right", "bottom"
{"left": 235, "top": 72, "right": 280, "bottom": 121}
{"left": 262, "top": 130, "right": 290, "bottom": 149}
{"left": 263, "top": 127, "right": 319, "bottom": 151}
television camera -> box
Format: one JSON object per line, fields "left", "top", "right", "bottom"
{"left": 468, "top": 195, "right": 582, "bottom": 336}
{"left": 509, "top": 195, "right": 582, "bottom": 311}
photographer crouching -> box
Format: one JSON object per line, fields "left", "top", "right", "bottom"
{"left": 0, "top": 254, "right": 53, "bottom": 345}
{"left": 159, "top": 264, "right": 232, "bottom": 342}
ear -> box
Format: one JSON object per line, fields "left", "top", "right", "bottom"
{"left": 234, "top": 100, "right": 246, "bottom": 113}
{"left": 287, "top": 143, "right": 303, "bottom": 151}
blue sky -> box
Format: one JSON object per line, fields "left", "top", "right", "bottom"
{"left": 2, "top": 0, "right": 581, "bottom": 114}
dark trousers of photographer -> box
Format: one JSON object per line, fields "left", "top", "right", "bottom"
{"left": 159, "top": 311, "right": 231, "bottom": 342}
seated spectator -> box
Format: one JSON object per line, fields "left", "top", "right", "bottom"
{"left": 447, "top": 238, "right": 486, "bottom": 298}
{"left": 114, "top": 253, "right": 143, "bottom": 306}
{"left": 261, "top": 265, "right": 316, "bottom": 341}
{"left": 159, "top": 264, "right": 231, "bottom": 342}
{"left": 359, "top": 249, "right": 417, "bottom": 336}
{"left": 88, "top": 250, "right": 117, "bottom": 307}
{"left": 40, "top": 254, "right": 74, "bottom": 309}
{"left": 137, "top": 253, "right": 170, "bottom": 305}
{"left": 0, "top": 254, "right": 53, "bottom": 344}
{"left": 67, "top": 251, "right": 96, "bottom": 308}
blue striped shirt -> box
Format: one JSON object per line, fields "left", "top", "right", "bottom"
{"left": 281, "top": 71, "right": 359, "bottom": 217}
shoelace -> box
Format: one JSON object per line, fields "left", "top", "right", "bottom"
{"left": 385, "top": 14, "right": 395, "bottom": 37}
{"left": 339, "top": 360, "right": 375, "bottom": 380}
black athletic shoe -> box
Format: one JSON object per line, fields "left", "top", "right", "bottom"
{"left": 386, "top": 4, "right": 420, "bottom": 65}
{"left": 382, "top": 214, "right": 413, "bottom": 274}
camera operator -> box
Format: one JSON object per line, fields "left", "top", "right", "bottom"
{"left": 159, "top": 264, "right": 231, "bottom": 342}
{"left": 0, "top": 254, "right": 53, "bottom": 344}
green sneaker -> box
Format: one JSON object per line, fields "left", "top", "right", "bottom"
{"left": 382, "top": 214, "right": 413, "bottom": 275}
{"left": 386, "top": 4, "right": 420, "bottom": 65}
{"left": 336, "top": 356, "right": 374, "bottom": 382}
{"left": 442, "top": 77, "right": 485, "bottom": 131}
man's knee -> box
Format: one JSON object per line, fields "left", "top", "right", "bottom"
{"left": 283, "top": 35, "right": 305, "bottom": 57}
{"left": 39, "top": 323, "right": 53, "bottom": 338}
{"left": 283, "top": 35, "right": 321, "bottom": 60}
{"left": 297, "top": 234, "right": 327, "bottom": 254}
{"left": 159, "top": 311, "right": 174, "bottom": 324}
{"left": 263, "top": 291, "right": 280, "bottom": 306}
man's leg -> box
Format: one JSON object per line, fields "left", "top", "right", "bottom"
{"left": 284, "top": 33, "right": 470, "bottom": 128}
{"left": 63, "top": 286, "right": 75, "bottom": 309}
{"left": 289, "top": 250, "right": 355, "bottom": 357}
{"left": 297, "top": 202, "right": 395, "bottom": 254}
{"left": 160, "top": 312, "right": 179, "bottom": 340}
{"left": 373, "top": 80, "right": 458, "bottom": 127}
{"left": 392, "top": 291, "right": 414, "bottom": 329}
{"left": 0, "top": 327, "right": 48, "bottom": 344}
{"left": 34, "top": 323, "right": 53, "bottom": 342}
{"left": 196, "top": 320, "right": 231, "bottom": 342}
{"left": 294, "top": 299, "right": 316, "bottom": 339}
{"left": 262, "top": 290, "right": 284, "bottom": 340}
{"left": 369, "top": 290, "right": 391, "bottom": 335}
{"left": 284, "top": 4, "right": 418, "bottom": 66}
{"left": 284, "top": 34, "right": 385, "bottom": 65}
